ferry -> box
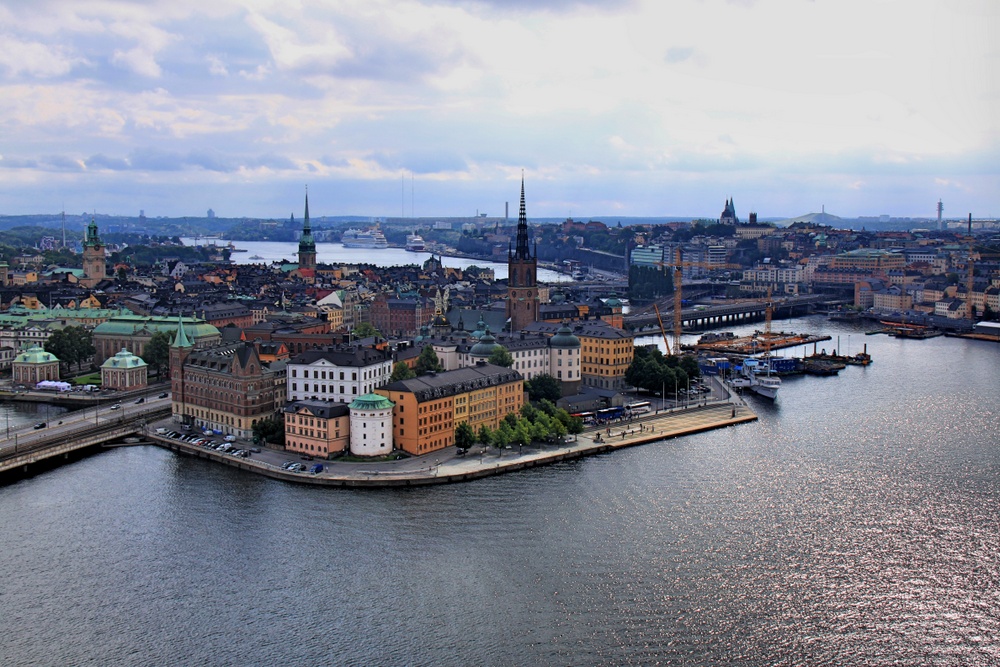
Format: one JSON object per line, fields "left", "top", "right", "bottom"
{"left": 737, "top": 358, "right": 781, "bottom": 400}
{"left": 405, "top": 233, "right": 426, "bottom": 252}
{"left": 342, "top": 226, "right": 388, "bottom": 249}
{"left": 249, "top": 254, "right": 264, "bottom": 260}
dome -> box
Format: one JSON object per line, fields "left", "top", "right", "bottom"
{"left": 551, "top": 291, "right": 566, "bottom": 304}
{"left": 348, "top": 393, "right": 395, "bottom": 411}
{"left": 14, "top": 345, "right": 58, "bottom": 364}
{"left": 470, "top": 315, "right": 487, "bottom": 340}
{"left": 604, "top": 297, "right": 622, "bottom": 308}
{"left": 101, "top": 348, "right": 147, "bottom": 370}
{"left": 549, "top": 323, "right": 581, "bottom": 348}
{"left": 469, "top": 327, "right": 502, "bottom": 357}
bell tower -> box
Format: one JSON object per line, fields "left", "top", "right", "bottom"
{"left": 298, "top": 187, "right": 317, "bottom": 271}
{"left": 82, "top": 217, "right": 106, "bottom": 287}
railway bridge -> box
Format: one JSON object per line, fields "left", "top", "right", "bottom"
{"left": 625, "top": 295, "right": 833, "bottom": 333}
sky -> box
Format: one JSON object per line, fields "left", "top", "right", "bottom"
{"left": 0, "top": 0, "right": 997, "bottom": 221}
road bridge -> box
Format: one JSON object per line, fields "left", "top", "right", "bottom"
{"left": 625, "top": 295, "right": 832, "bottom": 332}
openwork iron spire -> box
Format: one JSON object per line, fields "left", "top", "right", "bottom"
{"left": 515, "top": 172, "right": 530, "bottom": 260}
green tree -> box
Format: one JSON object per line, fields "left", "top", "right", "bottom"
{"left": 679, "top": 354, "right": 701, "bottom": 380}
{"left": 487, "top": 346, "right": 513, "bottom": 368}
{"left": 477, "top": 424, "right": 493, "bottom": 448}
{"left": 414, "top": 345, "right": 444, "bottom": 375}
{"left": 494, "top": 421, "right": 514, "bottom": 450}
{"left": 390, "top": 361, "right": 416, "bottom": 382}
{"left": 525, "top": 373, "right": 562, "bottom": 403}
{"left": 455, "top": 422, "right": 476, "bottom": 453}
{"left": 44, "top": 325, "right": 96, "bottom": 373}
{"left": 142, "top": 331, "right": 172, "bottom": 378}
{"left": 351, "top": 322, "right": 381, "bottom": 339}
{"left": 252, "top": 416, "right": 285, "bottom": 446}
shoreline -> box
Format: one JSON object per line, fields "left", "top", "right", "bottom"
{"left": 150, "top": 401, "right": 757, "bottom": 488}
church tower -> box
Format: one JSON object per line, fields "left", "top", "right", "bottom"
{"left": 506, "top": 175, "right": 539, "bottom": 332}
{"left": 81, "top": 217, "right": 106, "bottom": 287}
{"left": 170, "top": 315, "right": 194, "bottom": 426}
{"left": 298, "top": 188, "right": 317, "bottom": 271}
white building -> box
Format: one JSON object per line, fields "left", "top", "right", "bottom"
{"left": 348, "top": 393, "right": 394, "bottom": 457}
{"left": 287, "top": 346, "right": 393, "bottom": 402}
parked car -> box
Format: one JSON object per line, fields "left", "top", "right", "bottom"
{"left": 309, "top": 463, "right": 324, "bottom": 474}
{"left": 224, "top": 435, "right": 237, "bottom": 442}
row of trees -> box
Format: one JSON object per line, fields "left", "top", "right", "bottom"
{"left": 43, "top": 326, "right": 95, "bottom": 374}
{"left": 453, "top": 400, "right": 584, "bottom": 454}
{"left": 624, "top": 347, "right": 701, "bottom": 396}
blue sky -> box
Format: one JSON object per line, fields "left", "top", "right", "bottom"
{"left": 0, "top": 0, "right": 997, "bottom": 220}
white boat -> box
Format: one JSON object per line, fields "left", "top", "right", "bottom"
{"left": 739, "top": 358, "right": 781, "bottom": 400}
{"left": 342, "top": 226, "right": 388, "bottom": 249}
{"left": 249, "top": 254, "right": 264, "bottom": 260}
{"left": 405, "top": 234, "right": 426, "bottom": 252}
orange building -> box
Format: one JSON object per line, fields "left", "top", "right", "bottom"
{"left": 376, "top": 362, "right": 524, "bottom": 456}
{"left": 283, "top": 401, "right": 350, "bottom": 459}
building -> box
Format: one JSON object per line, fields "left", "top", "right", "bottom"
{"left": 719, "top": 198, "right": 738, "bottom": 225}
{"left": 369, "top": 295, "right": 427, "bottom": 338}
{"left": 297, "top": 190, "right": 317, "bottom": 277}
{"left": 286, "top": 345, "right": 393, "bottom": 402}
{"left": 507, "top": 177, "right": 540, "bottom": 332}
{"left": 170, "top": 319, "right": 285, "bottom": 439}
{"left": 349, "top": 393, "right": 395, "bottom": 457}
{"left": 93, "top": 314, "right": 221, "bottom": 364}
{"left": 376, "top": 363, "right": 524, "bottom": 456}
{"left": 80, "top": 218, "right": 106, "bottom": 288}
{"left": 283, "top": 400, "right": 350, "bottom": 459}
{"left": 100, "top": 348, "right": 148, "bottom": 391}
{"left": 525, "top": 319, "right": 633, "bottom": 391}
{"left": 12, "top": 344, "right": 60, "bottom": 386}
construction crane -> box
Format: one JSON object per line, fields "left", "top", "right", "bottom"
{"left": 657, "top": 247, "right": 741, "bottom": 355}
{"left": 763, "top": 287, "right": 773, "bottom": 357}
{"left": 653, "top": 303, "right": 672, "bottom": 355}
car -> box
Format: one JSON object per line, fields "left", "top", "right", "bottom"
{"left": 281, "top": 461, "right": 295, "bottom": 469}
{"left": 134, "top": 397, "right": 145, "bottom": 404}
{"left": 249, "top": 447, "right": 261, "bottom": 453}
{"left": 158, "top": 393, "right": 169, "bottom": 399}
{"left": 33, "top": 422, "right": 46, "bottom": 429}
{"left": 224, "top": 435, "right": 237, "bottom": 442}
{"left": 109, "top": 404, "right": 121, "bottom": 410}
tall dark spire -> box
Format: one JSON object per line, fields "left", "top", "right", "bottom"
{"left": 303, "top": 186, "right": 311, "bottom": 236}
{"left": 514, "top": 173, "right": 530, "bottom": 260}
{"left": 298, "top": 186, "right": 315, "bottom": 254}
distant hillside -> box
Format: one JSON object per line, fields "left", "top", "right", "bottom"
{"left": 776, "top": 211, "right": 843, "bottom": 227}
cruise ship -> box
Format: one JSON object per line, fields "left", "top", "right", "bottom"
{"left": 405, "top": 233, "right": 426, "bottom": 252}
{"left": 341, "top": 226, "right": 388, "bottom": 249}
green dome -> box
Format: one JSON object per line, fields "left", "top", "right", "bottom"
{"left": 605, "top": 297, "right": 622, "bottom": 308}
{"left": 101, "top": 348, "right": 147, "bottom": 370}
{"left": 470, "top": 315, "right": 487, "bottom": 340}
{"left": 549, "top": 323, "right": 581, "bottom": 348}
{"left": 469, "top": 327, "right": 502, "bottom": 357}
{"left": 349, "top": 393, "right": 394, "bottom": 411}
{"left": 14, "top": 345, "right": 58, "bottom": 364}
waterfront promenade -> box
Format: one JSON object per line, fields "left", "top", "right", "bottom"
{"left": 151, "top": 400, "right": 757, "bottom": 488}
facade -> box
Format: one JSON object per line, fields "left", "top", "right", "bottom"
{"left": 286, "top": 345, "right": 393, "bottom": 402}
{"left": 377, "top": 363, "right": 524, "bottom": 456}
{"left": 283, "top": 400, "right": 350, "bottom": 459}
{"left": 525, "top": 319, "right": 634, "bottom": 391}
{"left": 100, "top": 348, "right": 148, "bottom": 391}
{"left": 506, "top": 177, "right": 540, "bottom": 332}
{"left": 12, "top": 344, "right": 60, "bottom": 385}
{"left": 170, "top": 320, "right": 285, "bottom": 439}
{"left": 369, "top": 295, "right": 427, "bottom": 338}
{"left": 349, "top": 393, "right": 395, "bottom": 457}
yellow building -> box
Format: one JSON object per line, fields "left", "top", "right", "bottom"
{"left": 376, "top": 363, "right": 524, "bottom": 456}
{"left": 830, "top": 249, "right": 906, "bottom": 273}
{"left": 526, "top": 319, "right": 634, "bottom": 390}
{"left": 283, "top": 401, "right": 351, "bottom": 459}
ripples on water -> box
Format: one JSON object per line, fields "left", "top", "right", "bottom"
{"left": 1, "top": 319, "right": 998, "bottom": 666}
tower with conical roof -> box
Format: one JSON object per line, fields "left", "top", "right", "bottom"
{"left": 82, "top": 217, "right": 106, "bottom": 287}
{"left": 298, "top": 187, "right": 317, "bottom": 271}
{"left": 170, "top": 315, "right": 194, "bottom": 425}
{"left": 506, "top": 174, "right": 539, "bottom": 332}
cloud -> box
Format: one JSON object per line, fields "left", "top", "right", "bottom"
{"left": 86, "top": 154, "right": 131, "bottom": 170}
{"left": 0, "top": 35, "right": 84, "bottom": 77}
{"left": 664, "top": 47, "right": 696, "bottom": 64}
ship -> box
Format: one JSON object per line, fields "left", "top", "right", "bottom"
{"left": 249, "top": 254, "right": 264, "bottom": 260}
{"left": 737, "top": 358, "right": 781, "bottom": 400}
{"left": 342, "top": 226, "right": 388, "bottom": 249}
{"left": 405, "top": 233, "right": 426, "bottom": 252}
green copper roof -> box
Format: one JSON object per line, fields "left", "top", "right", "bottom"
{"left": 92, "top": 315, "right": 218, "bottom": 340}
{"left": 172, "top": 315, "right": 192, "bottom": 348}
{"left": 349, "top": 393, "right": 394, "bottom": 411}
{"left": 550, "top": 323, "right": 581, "bottom": 348}
{"left": 101, "top": 348, "right": 147, "bottom": 369}
{"left": 14, "top": 345, "right": 58, "bottom": 364}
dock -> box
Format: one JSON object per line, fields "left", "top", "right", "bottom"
{"left": 688, "top": 331, "right": 831, "bottom": 355}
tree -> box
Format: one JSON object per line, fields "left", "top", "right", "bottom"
{"left": 525, "top": 373, "right": 562, "bottom": 403}
{"left": 142, "top": 331, "right": 172, "bottom": 378}
{"left": 390, "top": 361, "right": 416, "bottom": 382}
{"left": 44, "top": 325, "right": 96, "bottom": 373}
{"left": 455, "top": 422, "right": 476, "bottom": 453}
{"left": 487, "top": 346, "right": 513, "bottom": 368}
{"left": 252, "top": 416, "right": 285, "bottom": 446}
{"left": 351, "top": 322, "right": 381, "bottom": 339}
{"left": 477, "top": 425, "right": 493, "bottom": 448}
{"left": 414, "top": 345, "right": 444, "bottom": 375}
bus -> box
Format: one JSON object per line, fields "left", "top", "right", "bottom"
{"left": 571, "top": 411, "right": 596, "bottom": 425}
{"left": 596, "top": 407, "right": 624, "bottom": 422}
{"left": 624, "top": 401, "right": 652, "bottom": 415}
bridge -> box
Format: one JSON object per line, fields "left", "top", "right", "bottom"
{"left": 0, "top": 405, "right": 171, "bottom": 478}
{"left": 624, "top": 295, "right": 835, "bottom": 333}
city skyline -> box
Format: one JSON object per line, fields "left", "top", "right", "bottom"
{"left": 1, "top": 0, "right": 997, "bottom": 219}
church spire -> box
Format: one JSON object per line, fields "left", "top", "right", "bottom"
{"left": 303, "top": 185, "right": 311, "bottom": 236}
{"left": 514, "top": 172, "right": 530, "bottom": 260}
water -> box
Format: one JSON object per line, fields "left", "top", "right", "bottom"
{"left": 184, "top": 239, "right": 573, "bottom": 283}
{"left": 1, "top": 318, "right": 998, "bottom": 666}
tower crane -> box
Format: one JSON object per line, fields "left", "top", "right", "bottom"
{"left": 655, "top": 247, "right": 740, "bottom": 355}
{"left": 653, "top": 303, "right": 672, "bottom": 355}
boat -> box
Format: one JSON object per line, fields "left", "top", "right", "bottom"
{"left": 249, "top": 254, "right": 264, "bottom": 260}
{"left": 405, "top": 233, "right": 426, "bottom": 252}
{"left": 739, "top": 358, "right": 781, "bottom": 400}
{"left": 342, "top": 226, "right": 388, "bottom": 249}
